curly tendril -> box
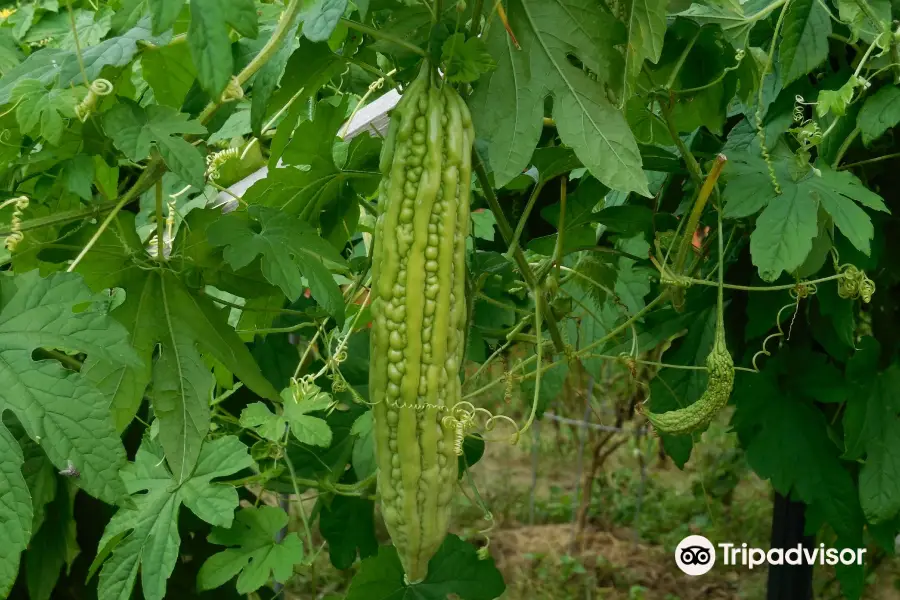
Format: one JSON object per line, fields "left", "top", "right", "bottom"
{"left": 220, "top": 77, "right": 245, "bottom": 103}
{"left": 1, "top": 195, "right": 29, "bottom": 251}
{"left": 206, "top": 147, "right": 240, "bottom": 180}
{"left": 837, "top": 264, "right": 875, "bottom": 303}
{"left": 752, "top": 282, "right": 818, "bottom": 372}
{"left": 792, "top": 95, "right": 817, "bottom": 124}
{"left": 147, "top": 198, "right": 177, "bottom": 260}
{"left": 75, "top": 79, "right": 113, "bottom": 121}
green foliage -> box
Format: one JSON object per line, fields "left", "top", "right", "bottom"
{"left": 319, "top": 494, "right": 378, "bottom": 569}
{"left": 0, "top": 0, "right": 898, "bottom": 597}
{"left": 104, "top": 101, "right": 207, "bottom": 186}
{"left": 198, "top": 505, "right": 304, "bottom": 593}
{"left": 0, "top": 270, "right": 141, "bottom": 594}
{"left": 93, "top": 435, "right": 254, "bottom": 600}
{"left": 208, "top": 205, "right": 347, "bottom": 323}
{"left": 345, "top": 535, "right": 505, "bottom": 600}
{"left": 441, "top": 33, "right": 495, "bottom": 83}
{"left": 470, "top": 0, "right": 650, "bottom": 195}
{"left": 722, "top": 149, "right": 887, "bottom": 280}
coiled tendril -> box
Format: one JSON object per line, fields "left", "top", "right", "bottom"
{"left": 220, "top": 77, "right": 245, "bottom": 103}
{"left": 837, "top": 264, "right": 875, "bottom": 303}
{"left": 206, "top": 147, "right": 240, "bottom": 180}
{"left": 75, "top": 79, "right": 113, "bottom": 121}
{"left": 2, "top": 195, "right": 29, "bottom": 251}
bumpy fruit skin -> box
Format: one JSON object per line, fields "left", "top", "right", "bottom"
{"left": 369, "top": 64, "right": 473, "bottom": 583}
{"left": 645, "top": 328, "right": 734, "bottom": 436}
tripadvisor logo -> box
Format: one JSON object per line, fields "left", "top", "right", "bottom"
{"left": 719, "top": 543, "right": 867, "bottom": 569}
{"left": 674, "top": 536, "right": 867, "bottom": 576}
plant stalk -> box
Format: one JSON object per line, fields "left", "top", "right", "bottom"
{"left": 473, "top": 150, "right": 567, "bottom": 353}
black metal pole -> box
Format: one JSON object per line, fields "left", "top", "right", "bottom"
{"left": 766, "top": 492, "right": 814, "bottom": 600}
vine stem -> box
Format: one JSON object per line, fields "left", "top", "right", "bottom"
{"left": 665, "top": 28, "right": 701, "bottom": 90}
{"left": 672, "top": 154, "right": 727, "bottom": 275}
{"left": 552, "top": 175, "right": 567, "bottom": 276}
{"left": 282, "top": 448, "right": 316, "bottom": 562}
{"left": 504, "top": 179, "right": 547, "bottom": 258}
{"left": 838, "top": 150, "right": 900, "bottom": 169}
{"left": 197, "top": 0, "right": 306, "bottom": 124}
{"left": 832, "top": 127, "right": 861, "bottom": 168}
{"left": 472, "top": 149, "right": 567, "bottom": 353}
{"left": 66, "top": 157, "right": 165, "bottom": 273}
{"left": 659, "top": 100, "right": 703, "bottom": 187}
{"left": 517, "top": 286, "right": 543, "bottom": 438}
{"left": 462, "top": 293, "right": 669, "bottom": 401}
{"left": 340, "top": 19, "right": 429, "bottom": 57}
{"left": 668, "top": 271, "right": 848, "bottom": 291}
{"left": 468, "top": 0, "right": 485, "bottom": 37}
{"left": 155, "top": 180, "right": 164, "bottom": 262}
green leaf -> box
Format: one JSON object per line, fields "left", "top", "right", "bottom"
{"left": 723, "top": 151, "right": 889, "bottom": 280}
{"left": 858, "top": 85, "right": 900, "bottom": 145}
{"left": 141, "top": 43, "right": 199, "bottom": 108}
{"left": 0, "top": 271, "right": 141, "bottom": 592}
{"left": 843, "top": 361, "right": 900, "bottom": 523}
{"left": 63, "top": 154, "right": 95, "bottom": 201}
{"left": 149, "top": 0, "right": 182, "bottom": 35}
{"left": 198, "top": 505, "right": 304, "bottom": 593}
{"left": 283, "top": 385, "right": 333, "bottom": 447}
{"left": 622, "top": 0, "right": 667, "bottom": 82}
{"left": 749, "top": 189, "right": 819, "bottom": 281}
{"left": 189, "top": 0, "right": 258, "bottom": 97}
{"left": 319, "top": 495, "right": 378, "bottom": 570}
{"left": 207, "top": 205, "right": 347, "bottom": 324}
{"left": 246, "top": 99, "right": 380, "bottom": 224}
{"left": 778, "top": 0, "right": 831, "bottom": 84}
{"left": 59, "top": 17, "right": 169, "bottom": 85}
{"left": 346, "top": 535, "right": 505, "bottom": 600}
{"left": 59, "top": 9, "right": 112, "bottom": 51}
{"left": 12, "top": 79, "right": 79, "bottom": 145}
{"left": 470, "top": 0, "right": 649, "bottom": 195}
{"left": 104, "top": 101, "right": 207, "bottom": 186}
{"left": 731, "top": 359, "right": 865, "bottom": 547}
{"left": 0, "top": 271, "right": 135, "bottom": 504}
{"left": 285, "top": 410, "right": 333, "bottom": 447}
{"left": 302, "top": 0, "right": 349, "bottom": 42}
{"left": 836, "top": 0, "right": 890, "bottom": 44}
{"left": 25, "top": 481, "right": 79, "bottom": 600}
{"left": 96, "top": 436, "right": 254, "bottom": 600}
{"left": 0, "top": 424, "right": 31, "bottom": 597}
{"left": 240, "top": 402, "right": 287, "bottom": 442}
{"left": 0, "top": 48, "right": 70, "bottom": 105}
{"left": 676, "top": 0, "right": 755, "bottom": 48}
{"left": 441, "top": 33, "right": 496, "bottom": 83}
{"left": 93, "top": 156, "right": 120, "bottom": 200}
{"left": 351, "top": 410, "right": 376, "bottom": 480}
{"left": 83, "top": 268, "right": 280, "bottom": 479}
{"left": 529, "top": 146, "right": 584, "bottom": 182}
{"left": 266, "top": 39, "right": 344, "bottom": 167}
{"left": 458, "top": 433, "right": 485, "bottom": 479}
{"left": 470, "top": 210, "right": 497, "bottom": 241}
{"left": 250, "top": 12, "right": 302, "bottom": 134}
{"left": 540, "top": 176, "right": 609, "bottom": 230}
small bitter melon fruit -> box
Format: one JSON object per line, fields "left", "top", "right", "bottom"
{"left": 645, "top": 327, "right": 734, "bottom": 436}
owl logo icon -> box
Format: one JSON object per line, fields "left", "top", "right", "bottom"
{"left": 675, "top": 535, "right": 716, "bottom": 576}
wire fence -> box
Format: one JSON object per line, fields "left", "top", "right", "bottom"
{"left": 527, "top": 398, "right": 655, "bottom": 545}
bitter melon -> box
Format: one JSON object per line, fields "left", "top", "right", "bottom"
{"left": 645, "top": 323, "right": 734, "bottom": 436}
{"left": 369, "top": 63, "right": 473, "bottom": 583}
